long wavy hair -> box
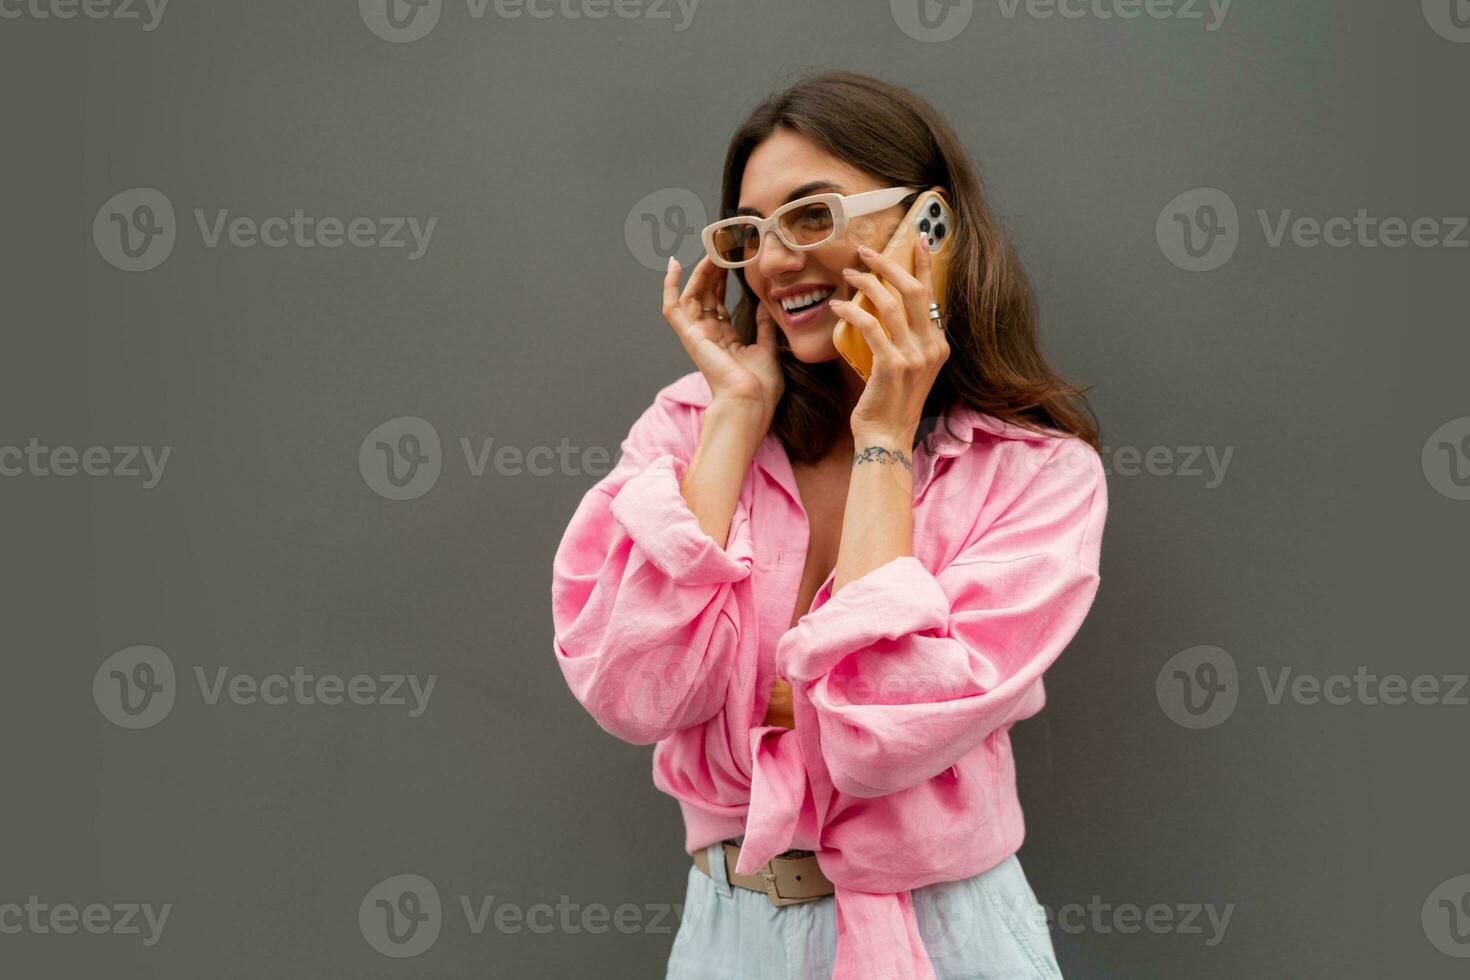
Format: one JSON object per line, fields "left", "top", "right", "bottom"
{"left": 719, "top": 69, "right": 1099, "bottom": 462}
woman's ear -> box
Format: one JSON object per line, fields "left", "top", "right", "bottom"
{"left": 931, "top": 184, "right": 949, "bottom": 197}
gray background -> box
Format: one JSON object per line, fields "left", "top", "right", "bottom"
{"left": 2, "top": 0, "right": 1467, "bottom": 976}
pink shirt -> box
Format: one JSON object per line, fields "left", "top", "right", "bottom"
{"left": 551, "top": 370, "right": 1107, "bottom": 979}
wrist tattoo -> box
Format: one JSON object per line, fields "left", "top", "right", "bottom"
{"left": 853, "top": 445, "right": 912, "bottom": 471}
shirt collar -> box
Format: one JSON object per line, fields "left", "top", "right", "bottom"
{"left": 657, "top": 371, "right": 1052, "bottom": 501}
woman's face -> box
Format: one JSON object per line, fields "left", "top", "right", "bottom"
{"left": 737, "top": 129, "right": 910, "bottom": 364}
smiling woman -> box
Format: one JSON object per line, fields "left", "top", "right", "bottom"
{"left": 551, "top": 69, "right": 1106, "bottom": 980}
{"left": 711, "top": 72, "right": 1098, "bottom": 465}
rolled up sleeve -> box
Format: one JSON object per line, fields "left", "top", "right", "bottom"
{"left": 776, "top": 437, "right": 1107, "bottom": 798}
{"left": 609, "top": 454, "right": 753, "bottom": 586}
{"left": 551, "top": 391, "right": 755, "bottom": 745}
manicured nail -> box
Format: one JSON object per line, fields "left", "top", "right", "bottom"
{"left": 667, "top": 255, "right": 676, "bottom": 271}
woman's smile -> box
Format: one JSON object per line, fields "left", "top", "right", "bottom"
{"left": 767, "top": 282, "right": 849, "bottom": 329}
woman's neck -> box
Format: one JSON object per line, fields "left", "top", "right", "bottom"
{"left": 836, "top": 358, "right": 865, "bottom": 417}
{"left": 824, "top": 359, "right": 864, "bottom": 464}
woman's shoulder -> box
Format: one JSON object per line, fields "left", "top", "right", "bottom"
{"left": 924, "top": 405, "right": 1107, "bottom": 561}
{"left": 615, "top": 371, "right": 713, "bottom": 461}
{"left": 929, "top": 402, "right": 1094, "bottom": 454}
{"left": 652, "top": 370, "right": 715, "bottom": 410}
{"left": 925, "top": 402, "right": 1104, "bottom": 495}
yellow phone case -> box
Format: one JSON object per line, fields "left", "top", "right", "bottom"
{"left": 832, "top": 188, "right": 956, "bottom": 381}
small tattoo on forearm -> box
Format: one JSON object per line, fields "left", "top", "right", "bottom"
{"left": 853, "top": 446, "right": 912, "bottom": 471}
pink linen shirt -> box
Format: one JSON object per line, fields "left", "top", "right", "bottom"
{"left": 551, "top": 370, "right": 1107, "bottom": 980}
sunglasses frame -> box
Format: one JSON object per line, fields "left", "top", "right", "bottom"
{"left": 700, "top": 185, "right": 920, "bottom": 269}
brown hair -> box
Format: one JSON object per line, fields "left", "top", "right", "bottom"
{"left": 719, "top": 69, "right": 1099, "bottom": 462}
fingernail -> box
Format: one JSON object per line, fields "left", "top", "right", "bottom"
{"left": 667, "top": 255, "right": 676, "bottom": 271}
{"left": 858, "top": 244, "right": 874, "bottom": 254}
{"left": 842, "top": 267, "right": 856, "bottom": 276}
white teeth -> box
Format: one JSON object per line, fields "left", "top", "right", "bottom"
{"left": 779, "top": 287, "right": 834, "bottom": 312}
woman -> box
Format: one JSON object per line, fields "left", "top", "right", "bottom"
{"left": 551, "top": 70, "right": 1107, "bottom": 980}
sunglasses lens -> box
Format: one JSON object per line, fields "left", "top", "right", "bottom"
{"left": 711, "top": 223, "right": 760, "bottom": 265}
{"left": 708, "top": 200, "right": 837, "bottom": 265}
{"left": 779, "top": 201, "right": 835, "bottom": 246}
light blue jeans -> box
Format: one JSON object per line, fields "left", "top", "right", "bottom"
{"left": 665, "top": 841, "right": 1063, "bottom": 980}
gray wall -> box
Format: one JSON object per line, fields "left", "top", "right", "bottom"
{"left": 2, "top": 1, "right": 1467, "bottom": 977}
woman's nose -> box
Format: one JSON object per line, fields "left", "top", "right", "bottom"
{"left": 756, "top": 230, "right": 804, "bottom": 276}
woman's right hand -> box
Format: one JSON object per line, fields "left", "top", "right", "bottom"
{"left": 662, "top": 255, "right": 783, "bottom": 420}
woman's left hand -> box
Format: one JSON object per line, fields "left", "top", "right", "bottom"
{"left": 829, "top": 240, "right": 950, "bottom": 444}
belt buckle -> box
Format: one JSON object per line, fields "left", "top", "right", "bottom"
{"left": 758, "top": 859, "right": 812, "bottom": 908}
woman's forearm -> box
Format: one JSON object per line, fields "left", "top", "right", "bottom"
{"left": 679, "top": 398, "right": 771, "bottom": 549}
{"left": 833, "top": 432, "right": 916, "bottom": 594}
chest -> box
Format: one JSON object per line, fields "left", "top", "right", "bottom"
{"left": 787, "top": 460, "right": 851, "bottom": 629}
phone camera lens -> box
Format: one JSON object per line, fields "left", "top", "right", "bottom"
{"left": 919, "top": 218, "right": 931, "bottom": 233}
{"left": 928, "top": 202, "right": 941, "bottom": 218}
{"left": 934, "top": 222, "right": 947, "bottom": 240}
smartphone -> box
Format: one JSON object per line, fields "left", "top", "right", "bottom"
{"left": 832, "top": 188, "right": 957, "bottom": 382}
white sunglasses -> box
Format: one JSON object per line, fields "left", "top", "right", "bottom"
{"left": 701, "top": 186, "right": 919, "bottom": 269}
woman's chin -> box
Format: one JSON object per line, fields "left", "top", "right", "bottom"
{"left": 784, "top": 339, "right": 842, "bottom": 364}
{"left": 779, "top": 320, "right": 842, "bottom": 363}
